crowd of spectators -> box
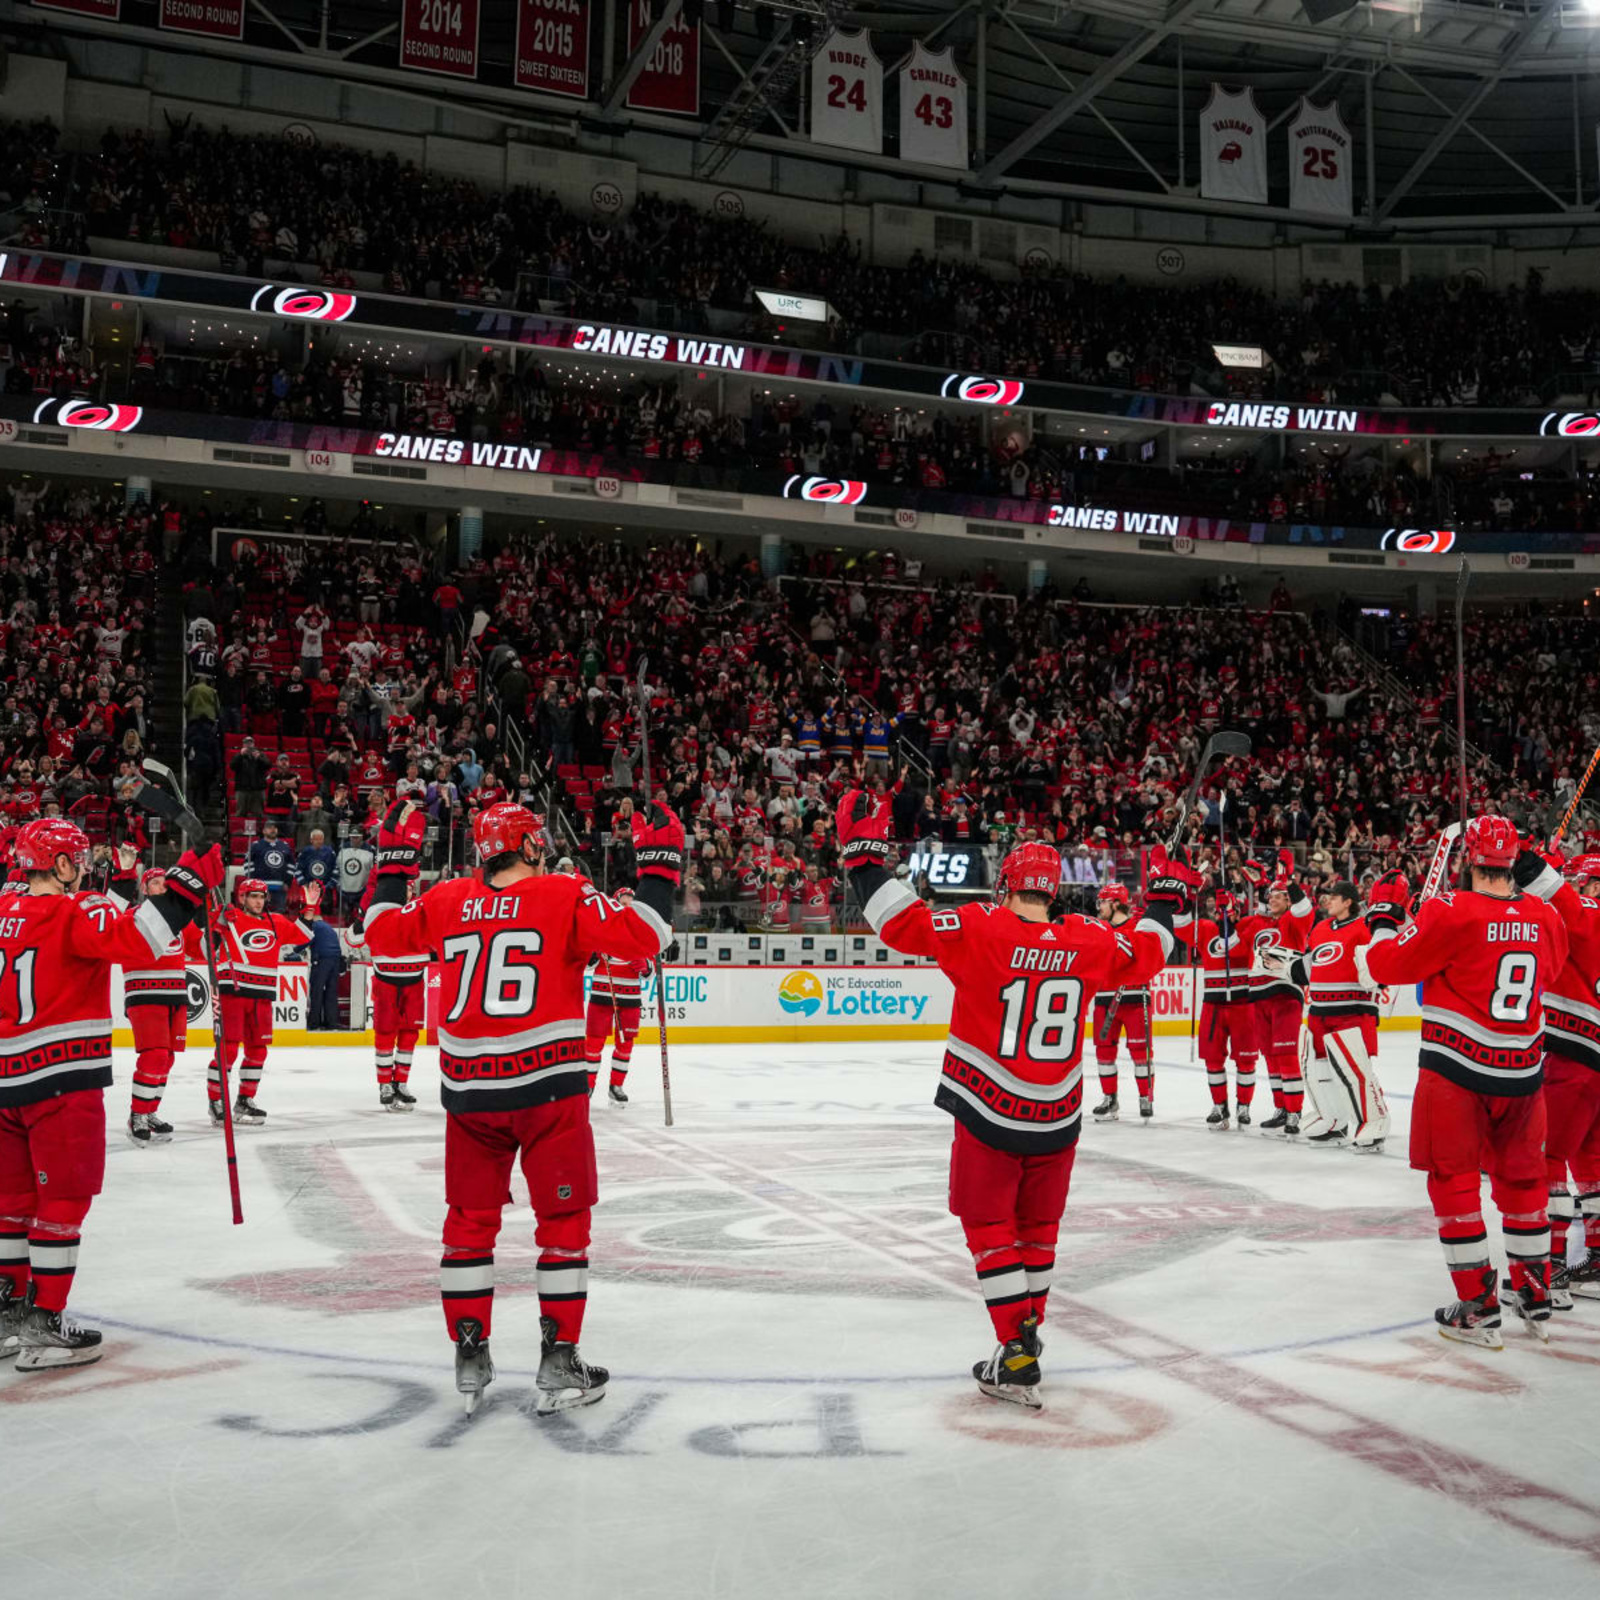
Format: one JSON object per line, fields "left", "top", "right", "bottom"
{"left": 20, "top": 115, "right": 1594, "bottom": 411}
{"left": 0, "top": 480, "right": 164, "bottom": 853}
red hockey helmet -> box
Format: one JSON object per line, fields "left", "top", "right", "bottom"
{"left": 1565, "top": 853, "right": 1600, "bottom": 884}
{"left": 997, "top": 840, "right": 1063, "bottom": 900}
{"left": 235, "top": 876, "right": 269, "bottom": 902}
{"left": 473, "top": 802, "right": 547, "bottom": 863}
{"left": 12, "top": 817, "right": 90, "bottom": 872}
{"left": 1096, "top": 882, "right": 1131, "bottom": 908}
{"left": 1464, "top": 814, "right": 1518, "bottom": 869}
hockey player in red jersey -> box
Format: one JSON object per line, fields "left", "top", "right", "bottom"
{"left": 837, "top": 788, "right": 1181, "bottom": 1408}
{"left": 205, "top": 876, "right": 316, "bottom": 1126}
{"left": 1506, "top": 851, "right": 1600, "bottom": 1305}
{"left": 1247, "top": 858, "right": 1313, "bottom": 1137}
{"left": 1176, "top": 885, "right": 1267, "bottom": 1129}
{"left": 1089, "top": 884, "right": 1155, "bottom": 1123}
{"left": 1364, "top": 816, "right": 1570, "bottom": 1346}
{"left": 363, "top": 800, "right": 680, "bottom": 1415}
{"left": 0, "top": 819, "right": 222, "bottom": 1369}
{"left": 585, "top": 920, "right": 648, "bottom": 1107}
{"left": 109, "top": 853, "right": 203, "bottom": 1145}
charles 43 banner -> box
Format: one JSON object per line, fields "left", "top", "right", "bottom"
{"left": 898, "top": 41, "right": 967, "bottom": 170}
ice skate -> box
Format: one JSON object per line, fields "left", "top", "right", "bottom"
{"left": 453, "top": 1318, "right": 494, "bottom": 1416}
{"left": 1205, "top": 1104, "right": 1230, "bottom": 1131}
{"left": 392, "top": 1083, "right": 417, "bottom": 1109}
{"left": 1138, "top": 1094, "right": 1154, "bottom": 1121}
{"left": 973, "top": 1330, "right": 1043, "bottom": 1410}
{"left": 379, "top": 1084, "right": 401, "bottom": 1112}
{"left": 233, "top": 1096, "right": 266, "bottom": 1126}
{"left": 15, "top": 1294, "right": 104, "bottom": 1371}
{"left": 1350, "top": 1136, "right": 1385, "bottom": 1155}
{"left": 1500, "top": 1276, "right": 1553, "bottom": 1342}
{"left": 125, "top": 1111, "right": 172, "bottom": 1146}
{"left": 1092, "top": 1094, "right": 1119, "bottom": 1122}
{"left": 1283, "top": 1111, "right": 1301, "bottom": 1140}
{"left": 1236, "top": 1105, "right": 1251, "bottom": 1129}
{"left": 608, "top": 1083, "right": 629, "bottom": 1106}
{"left": 1258, "top": 1109, "right": 1287, "bottom": 1135}
{"left": 1305, "top": 1123, "right": 1348, "bottom": 1149}
{"left": 1548, "top": 1262, "right": 1574, "bottom": 1311}
{"left": 0, "top": 1280, "right": 24, "bottom": 1361}
{"left": 1436, "top": 1292, "right": 1503, "bottom": 1350}
{"left": 535, "top": 1314, "right": 608, "bottom": 1414}
{"left": 1567, "top": 1251, "right": 1600, "bottom": 1299}
{"left": 208, "top": 1099, "right": 225, "bottom": 1127}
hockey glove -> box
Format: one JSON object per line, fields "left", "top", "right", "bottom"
{"left": 632, "top": 801, "right": 685, "bottom": 885}
{"left": 1512, "top": 846, "right": 1563, "bottom": 902}
{"left": 835, "top": 788, "right": 892, "bottom": 871}
{"left": 164, "top": 845, "right": 225, "bottom": 908}
{"left": 1365, "top": 869, "right": 1410, "bottom": 934}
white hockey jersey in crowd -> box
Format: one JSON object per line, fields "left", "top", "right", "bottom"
{"left": 1200, "top": 85, "right": 1268, "bottom": 205}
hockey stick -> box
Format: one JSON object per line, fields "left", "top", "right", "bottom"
{"left": 1453, "top": 559, "right": 1471, "bottom": 887}
{"left": 1552, "top": 740, "right": 1600, "bottom": 848}
{"left": 1103, "top": 728, "right": 1251, "bottom": 1045}
{"left": 634, "top": 656, "right": 675, "bottom": 1128}
{"left": 1378, "top": 820, "right": 1462, "bottom": 1022}
{"left": 135, "top": 764, "right": 244, "bottom": 1225}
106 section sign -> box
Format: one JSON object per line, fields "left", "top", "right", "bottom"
{"left": 516, "top": 0, "right": 590, "bottom": 98}
{"left": 401, "top": 0, "right": 481, "bottom": 79}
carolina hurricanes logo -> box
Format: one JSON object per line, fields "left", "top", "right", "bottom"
{"left": 31, "top": 399, "right": 143, "bottom": 432}
{"left": 939, "top": 375, "right": 1025, "bottom": 406}
{"left": 249, "top": 285, "right": 358, "bottom": 322}
{"left": 1254, "top": 930, "right": 1278, "bottom": 953}
{"left": 1540, "top": 412, "right": 1600, "bottom": 437}
{"left": 1380, "top": 528, "right": 1456, "bottom": 554}
{"left": 1207, "top": 938, "right": 1229, "bottom": 959}
{"left": 1311, "top": 941, "right": 1342, "bottom": 965}
{"left": 239, "top": 929, "right": 278, "bottom": 953}
{"left": 782, "top": 476, "right": 868, "bottom": 505}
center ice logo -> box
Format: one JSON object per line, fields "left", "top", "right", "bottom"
{"left": 777, "top": 971, "right": 824, "bottom": 1018}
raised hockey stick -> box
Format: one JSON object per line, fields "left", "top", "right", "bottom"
{"left": 1552, "top": 740, "right": 1600, "bottom": 848}
{"left": 1453, "top": 559, "right": 1471, "bottom": 887}
{"left": 635, "top": 656, "right": 675, "bottom": 1128}
{"left": 135, "top": 763, "right": 244, "bottom": 1225}
{"left": 1380, "top": 820, "right": 1462, "bottom": 1021}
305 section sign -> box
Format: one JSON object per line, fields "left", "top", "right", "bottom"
{"left": 516, "top": 0, "right": 590, "bottom": 99}
{"left": 401, "top": 0, "right": 481, "bottom": 79}
{"left": 158, "top": 0, "right": 245, "bottom": 37}
{"left": 625, "top": 0, "right": 700, "bottom": 116}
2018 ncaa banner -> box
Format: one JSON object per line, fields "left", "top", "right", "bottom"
{"left": 625, "top": 0, "right": 699, "bottom": 115}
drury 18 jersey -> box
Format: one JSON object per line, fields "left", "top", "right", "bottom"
{"left": 0, "top": 888, "right": 182, "bottom": 1107}
{"left": 365, "top": 870, "right": 670, "bottom": 1114}
{"left": 1366, "top": 887, "right": 1569, "bottom": 1097}
{"left": 1541, "top": 882, "right": 1600, "bottom": 1074}
{"left": 862, "top": 881, "right": 1170, "bottom": 1153}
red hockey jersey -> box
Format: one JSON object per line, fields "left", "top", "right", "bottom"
{"left": 365, "top": 870, "right": 670, "bottom": 1113}
{"left": 1174, "top": 912, "right": 1265, "bottom": 1005}
{"left": 210, "top": 907, "right": 313, "bottom": 999}
{"left": 1248, "top": 891, "right": 1314, "bottom": 1003}
{"left": 589, "top": 953, "right": 649, "bottom": 1006}
{"left": 0, "top": 888, "right": 182, "bottom": 1106}
{"left": 1540, "top": 883, "right": 1600, "bottom": 1075}
{"left": 110, "top": 871, "right": 202, "bottom": 1006}
{"left": 1305, "top": 914, "right": 1376, "bottom": 1020}
{"left": 1366, "top": 888, "right": 1569, "bottom": 1098}
{"left": 863, "top": 882, "right": 1170, "bottom": 1153}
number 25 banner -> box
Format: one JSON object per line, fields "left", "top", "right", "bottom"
{"left": 625, "top": 0, "right": 700, "bottom": 116}
{"left": 898, "top": 41, "right": 967, "bottom": 170}
{"left": 1287, "top": 97, "right": 1353, "bottom": 219}
{"left": 401, "top": 0, "right": 481, "bottom": 79}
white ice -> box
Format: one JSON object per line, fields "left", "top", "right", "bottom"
{"left": 5, "top": 1036, "right": 1600, "bottom": 1600}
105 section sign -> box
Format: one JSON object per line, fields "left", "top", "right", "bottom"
{"left": 401, "top": 0, "right": 480, "bottom": 79}
{"left": 516, "top": 0, "right": 590, "bottom": 98}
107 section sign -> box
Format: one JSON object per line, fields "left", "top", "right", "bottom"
{"left": 401, "top": 0, "right": 480, "bottom": 79}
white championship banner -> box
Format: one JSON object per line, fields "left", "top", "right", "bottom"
{"left": 898, "top": 40, "right": 967, "bottom": 169}
{"left": 810, "top": 27, "right": 883, "bottom": 154}
{"left": 111, "top": 963, "right": 1426, "bottom": 1047}
{"left": 1200, "top": 84, "right": 1268, "bottom": 205}
{"left": 1288, "top": 97, "right": 1354, "bottom": 218}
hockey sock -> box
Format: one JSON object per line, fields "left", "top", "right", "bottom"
{"left": 535, "top": 1212, "right": 591, "bottom": 1343}
{"left": 441, "top": 1205, "right": 499, "bottom": 1340}
{"left": 1204, "top": 1063, "right": 1228, "bottom": 1106}
{"left": 1578, "top": 1184, "right": 1600, "bottom": 1251}
{"left": 1096, "top": 1067, "right": 1118, "bottom": 1099}
{"left": 131, "top": 1049, "right": 172, "bottom": 1116}
{"left": 586, "top": 1069, "right": 599, "bottom": 1094}
{"left": 395, "top": 1047, "right": 414, "bottom": 1085}
{"left": 1017, "top": 1218, "right": 1060, "bottom": 1324}
{"left": 1427, "top": 1174, "right": 1494, "bottom": 1302}
{"left": 238, "top": 1059, "right": 265, "bottom": 1099}
{"left": 1134, "top": 1070, "right": 1153, "bottom": 1103}
{"left": 28, "top": 1197, "right": 91, "bottom": 1315}
{"left": 962, "top": 1221, "right": 1030, "bottom": 1342}
{"left": 0, "top": 1194, "right": 31, "bottom": 1301}
{"left": 609, "top": 1062, "right": 629, "bottom": 1089}
{"left": 1234, "top": 1061, "right": 1257, "bottom": 1108}
{"left": 1548, "top": 1168, "right": 1575, "bottom": 1265}
{"left": 1277, "top": 1052, "right": 1305, "bottom": 1115}
{"left": 375, "top": 1050, "right": 395, "bottom": 1087}
{"left": 1490, "top": 1176, "right": 1551, "bottom": 1292}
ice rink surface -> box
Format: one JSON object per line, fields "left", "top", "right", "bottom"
{"left": 6, "top": 1036, "right": 1600, "bottom": 1600}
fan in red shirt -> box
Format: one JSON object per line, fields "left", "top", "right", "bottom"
{"left": 0, "top": 819, "right": 221, "bottom": 1370}
{"left": 1089, "top": 883, "right": 1155, "bottom": 1123}
{"left": 363, "top": 799, "right": 681, "bottom": 1416}
{"left": 1363, "top": 816, "right": 1570, "bottom": 1347}
{"left": 837, "top": 787, "right": 1182, "bottom": 1408}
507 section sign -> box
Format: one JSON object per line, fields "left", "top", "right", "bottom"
{"left": 401, "top": 0, "right": 481, "bottom": 79}
{"left": 516, "top": 0, "right": 590, "bottom": 98}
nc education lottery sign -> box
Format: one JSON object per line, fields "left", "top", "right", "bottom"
{"left": 400, "top": 0, "right": 481, "bottom": 80}
{"left": 515, "top": 0, "right": 590, "bottom": 98}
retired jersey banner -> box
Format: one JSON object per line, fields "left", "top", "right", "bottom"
{"left": 1288, "top": 98, "right": 1354, "bottom": 218}
{"left": 515, "top": 0, "right": 591, "bottom": 99}
{"left": 32, "top": 0, "right": 121, "bottom": 18}
{"left": 1200, "top": 84, "right": 1268, "bottom": 205}
{"left": 898, "top": 40, "right": 967, "bottom": 169}
{"left": 400, "top": 0, "right": 481, "bottom": 79}
{"left": 625, "top": 0, "right": 700, "bottom": 116}
{"left": 158, "top": 0, "right": 245, "bottom": 38}
{"left": 811, "top": 28, "right": 883, "bottom": 154}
